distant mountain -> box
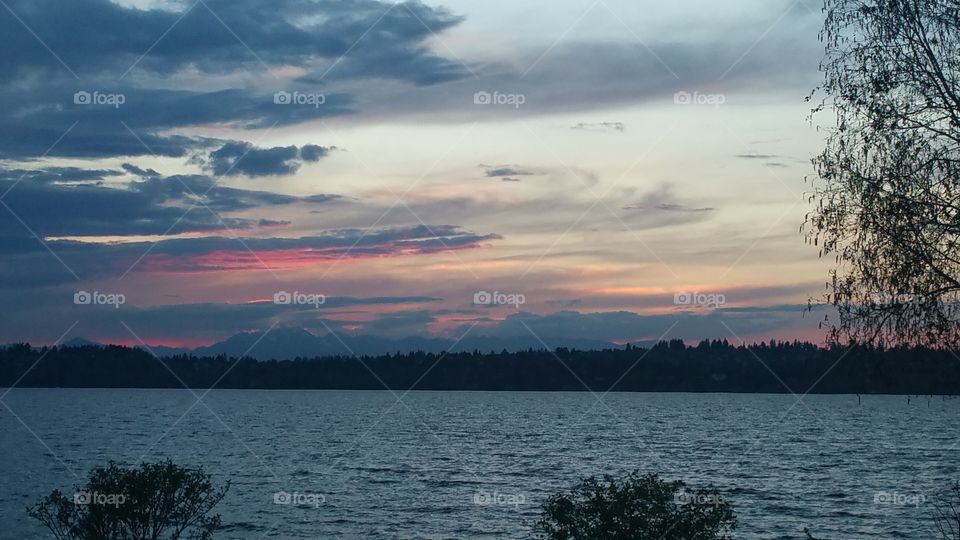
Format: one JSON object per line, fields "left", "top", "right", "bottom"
{"left": 61, "top": 337, "right": 102, "bottom": 348}
{"left": 7, "top": 328, "right": 631, "bottom": 360}
{"left": 141, "top": 327, "right": 624, "bottom": 360}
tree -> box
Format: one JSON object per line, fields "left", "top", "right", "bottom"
{"left": 536, "top": 471, "right": 736, "bottom": 540}
{"left": 28, "top": 460, "right": 229, "bottom": 540}
{"left": 807, "top": 0, "right": 960, "bottom": 347}
{"left": 933, "top": 481, "right": 960, "bottom": 540}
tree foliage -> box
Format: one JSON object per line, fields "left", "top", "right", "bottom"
{"left": 934, "top": 481, "right": 960, "bottom": 540}
{"left": 2, "top": 341, "right": 960, "bottom": 394}
{"left": 536, "top": 471, "right": 736, "bottom": 540}
{"left": 28, "top": 460, "right": 229, "bottom": 540}
{"left": 808, "top": 0, "right": 960, "bottom": 347}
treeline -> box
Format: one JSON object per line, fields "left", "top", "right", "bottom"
{"left": 2, "top": 339, "right": 960, "bottom": 394}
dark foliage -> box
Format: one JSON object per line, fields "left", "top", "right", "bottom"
{"left": 28, "top": 460, "right": 229, "bottom": 540}
{"left": 536, "top": 471, "right": 736, "bottom": 540}
{"left": 933, "top": 481, "right": 960, "bottom": 540}
{"left": 1, "top": 340, "right": 959, "bottom": 394}
{"left": 808, "top": 0, "right": 960, "bottom": 347}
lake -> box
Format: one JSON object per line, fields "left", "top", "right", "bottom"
{"left": 1, "top": 389, "right": 957, "bottom": 538}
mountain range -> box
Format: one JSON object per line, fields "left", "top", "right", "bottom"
{"left": 36, "top": 328, "right": 655, "bottom": 360}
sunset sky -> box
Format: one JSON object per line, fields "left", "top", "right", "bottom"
{"left": 0, "top": 0, "right": 833, "bottom": 348}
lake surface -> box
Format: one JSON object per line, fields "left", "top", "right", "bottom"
{"left": 1, "top": 389, "right": 958, "bottom": 539}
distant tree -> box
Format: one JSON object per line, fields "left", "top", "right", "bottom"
{"left": 807, "top": 0, "right": 960, "bottom": 347}
{"left": 933, "top": 481, "right": 960, "bottom": 540}
{"left": 536, "top": 471, "right": 736, "bottom": 540}
{"left": 28, "top": 460, "right": 229, "bottom": 540}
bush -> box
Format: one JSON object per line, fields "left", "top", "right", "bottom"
{"left": 28, "top": 460, "right": 229, "bottom": 540}
{"left": 536, "top": 471, "right": 736, "bottom": 540}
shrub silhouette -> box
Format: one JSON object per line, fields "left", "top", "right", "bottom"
{"left": 28, "top": 460, "right": 229, "bottom": 540}
{"left": 536, "top": 471, "right": 736, "bottom": 540}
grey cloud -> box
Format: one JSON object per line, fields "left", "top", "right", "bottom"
{"left": 571, "top": 122, "right": 625, "bottom": 132}
{"left": 300, "top": 144, "right": 331, "bottom": 162}
{"left": 735, "top": 153, "right": 780, "bottom": 159}
{"left": 0, "top": 0, "right": 466, "bottom": 81}
{"left": 453, "top": 306, "right": 826, "bottom": 345}
{"left": 0, "top": 167, "right": 123, "bottom": 185}
{"left": 0, "top": 0, "right": 467, "bottom": 161}
{"left": 204, "top": 142, "right": 334, "bottom": 177}
{"left": 0, "top": 220, "right": 499, "bottom": 287}
{"left": 623, "top": 184, "right": 716, "bottom": 214}
{"left": 0, "top": 295, "right": 442, "bottom": 345}
{"left": 0, "top": 169, "right": 341, "bottom": 244}
{"left": 481, "top": 164, "right": 537, "bottom": 178}
{"left": 121, "top": 163, "right": 161, "bottom": 178}
{"left": 356, "top": 21, "right": 822, "bottom": 123}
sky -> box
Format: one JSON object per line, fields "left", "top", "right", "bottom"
{"left": 0, "top": 0, "right": 835, "bottom": 349}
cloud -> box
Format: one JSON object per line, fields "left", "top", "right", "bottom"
{"left": 451, "top": 305, "right": 828, "bottom": 345}
{"left": 121, "top": 163, "right": 160, "bottom": 178}
{"left": 0, "top": 168, "right": 342, "bottom": 238}
{"left": 0, "top": 0, "right": 467, "bottom": 80}
{"left": 203, "top": 141, "right": 334, "bottom": 177}
{"left": 571, "top": 122, "right": 625, "bottom": 132}
{"left": 0, "top": 295, "right": 443, "bottom": 345}
{"left": 0, "top": 167, "right": 123, "bottom": 185}
{"left": 0, "top": 0, "right": 468, "bottom": 161}
{"left": 481, "top": 164, "right": 538, "bottom": 178}
{"left": 622, "top": 184, "right": 716, "bottom": 214}
{"left": 735, "top": 153, "right": 780, "bottom": 159}
{"left": 120, "top": 224, "right": 500, "bottom": 272}
{"left": 300, "top": 144, "right": 331, "bottom": 162}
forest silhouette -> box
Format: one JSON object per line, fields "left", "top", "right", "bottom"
{"left": 2, "top": 340, "right": 959, "bottom": 394}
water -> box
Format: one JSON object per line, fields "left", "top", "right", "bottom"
{"left": 1, "top": 389, "right": 957, "bottom": 539}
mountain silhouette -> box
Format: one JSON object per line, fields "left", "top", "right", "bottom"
{"left": 142, "top": 327, "right": 628, "bottom": 360}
